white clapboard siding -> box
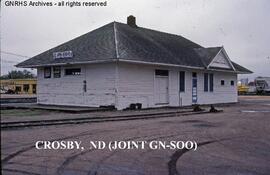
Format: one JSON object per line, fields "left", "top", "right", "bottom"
{"left": 37, "top": 62, "right": 238, "bottom": 109}
{"left": 37, "top": 63, "right": 116, "bottom": 107}
{"left": 117, "top": 63, "right": 155, "bottom": 109}
{"left": 197, "top": 71, "right": 237, "bottom": 104}
{"left": 176, "top": 70, "right": 193, "bottom": 106}
{"left": 116, "top": 63, "right": 238, "bottom": 109}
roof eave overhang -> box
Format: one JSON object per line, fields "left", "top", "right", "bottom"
{"left": 15, "top": 59, "right": 118, "bottom": 68}
{"left": 117, "top": 59, "right": 207, "bottom": 70}
{"left": 16, "top": 58, "right": 207, "bottom": 70}
{"left": 208, "top": 68, "right": 252, "bottom": 74}
{"left": 16, "top": 58, "right": 252, "bottom": 74}
{"left": 119, "top": 59, "right": 251, "bottom": 74}
{"left": 235, "top": 71, "right": 253, "bottom": 74}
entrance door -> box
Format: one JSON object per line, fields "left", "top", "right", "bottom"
{"left": 192, "top": 72, "right": 198, "bottom": 104}
{"left": 155, "top": 70, "right": 169, "bottom": 104}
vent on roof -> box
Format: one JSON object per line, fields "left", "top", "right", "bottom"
{"left": 127, "top": 15, "right": 137, "bottom": 27}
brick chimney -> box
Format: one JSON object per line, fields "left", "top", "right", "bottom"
{"left": 127, "top": 15, "right": 137, "bottom": 27}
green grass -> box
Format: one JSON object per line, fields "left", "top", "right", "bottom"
{"left": 1, "top": 109, "right": 47, "bottom": 117}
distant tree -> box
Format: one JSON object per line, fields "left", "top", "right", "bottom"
{"left": 0, "top": 70, "right": 36, "bottom": 79}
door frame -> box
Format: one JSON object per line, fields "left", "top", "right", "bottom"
{"left": 154, "top": 70, "right": 169, "bottom": 105}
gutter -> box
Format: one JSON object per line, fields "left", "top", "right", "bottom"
{"left": 15, "top": 59, "right": 117, "bottom": 68}
{"left": 16, "top": 58, "right": 251, "bottom": 74}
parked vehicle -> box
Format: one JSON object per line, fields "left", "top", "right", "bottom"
{"left": 255, "top": 77, "right": 270, "bottom": 94}
{"left": 238, "top": 84, "right": 249, "bottom": 95}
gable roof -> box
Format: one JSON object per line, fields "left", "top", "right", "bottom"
{"left": 16, "top": 21, "right": 252, "bottom": 74}
{"left": 193, "top": 47, "right": 222, "bottom": 67}
{"left": 17, "top": 22, "right": 117, "bottom": 67}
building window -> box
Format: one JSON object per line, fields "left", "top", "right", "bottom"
{"left": 231, "top": 80, "right": 234, "bottom": 86}
{"left": 44, "top": 67, "right": 51, "bottom": 78}
{"left": 53, "top": 66, "right": 61, "bottom": 78}
{"left": 155, "top": 69, "right": 168, "bottom": 76}
{"left": 221, "top": 80, "right": 225, "bottom": 86}
{"left": 179, "top": 71, "right": 185, "bottom": 92}
{"left": 204, "top": 73, "right": 209, "bottom": 92}
{"left": 192, "top": 72, "right": 197, "bottom": 78}
{"left": 209, "top": 73, "right": 214, "bottom": 92}
{"left": 15, "top": 86, "right": 21, "bottom": 93}
{"left": 32, "top": 84, "right": 37, "bottom": 94}
{"left": 23, "top": 84, "right": 29, "bottom": 92}
{"left": 65, "top": 68, "right": 81, "bottom": 75}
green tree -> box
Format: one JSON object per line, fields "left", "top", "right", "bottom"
{"left": 0, "top": 70, "right": 36, "bottom": 79}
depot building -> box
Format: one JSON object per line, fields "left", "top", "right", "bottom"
{"left": 17, "top": 16, "right": 252, "bottom": 110}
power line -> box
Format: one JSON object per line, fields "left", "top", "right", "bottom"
{"left": 1, "top": 51, "right": 30, "bottom": 58}
{"left": 1, "top": 59, "right": 20, "bottom": 63}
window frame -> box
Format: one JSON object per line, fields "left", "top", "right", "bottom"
{"left": 64, "top": 68, "right": 82, "bottom": 76}
{"left": 44, "top": 67, "right": 51, "bottom": 79}
{"left": 179, "top": 71, "right": 185, "bottom": 92}
{"left": 204, "top": 73, "right": 209, "bottom": 92}
{"left": 53, "top": 66, "right": 61, "bottom": 78}
{"left": 209, "top": 73, "right": 214, "bottom": 92}
{"left": 221, "top": 80, "right": 225, "bottom": 86}
{"left": 23, "top": 84, "right": 29, "bottom": 92}
{"left": 155, "top": 69, "right": 169, "bottom": 76}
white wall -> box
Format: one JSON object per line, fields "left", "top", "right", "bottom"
{"left": 37, "top": 62, "right": 237, "bottom": 109}
{"left": 116, "top": 63, "right": 237, "bottom": 109}
{"left": 37, "top": 63, "right": 116, "bottom": 107}
{"left": 197, "top": 71, "right": 237, "bottom": 104}
{"left": 117, "top": 63, "right": 155, "bottom": 109}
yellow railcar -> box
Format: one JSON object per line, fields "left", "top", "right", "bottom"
{"left": 0, "top": 79, "right": 37, "bottom": 94}
{"left": 237, "top": 85, "right": 249, "bottom": 95}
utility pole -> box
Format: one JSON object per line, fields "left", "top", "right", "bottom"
{"left": 0, "top": 0, "right": 2, "bottom": 76}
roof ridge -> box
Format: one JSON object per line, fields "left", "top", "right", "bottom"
{"left": 205, "top": 46, "right": 223, "bottom": 49}
{"left": 113, "top": 22, "right": 119, "bottom": 59}
{"left": 114, "top": 22, "right": 202, "bottom": 48}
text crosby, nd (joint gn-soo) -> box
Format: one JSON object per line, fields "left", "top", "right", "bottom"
{"left": 35, "top": 140, "right": 198, "bottom": 151}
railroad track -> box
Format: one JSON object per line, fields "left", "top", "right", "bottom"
{"left": 1, "top": 110, "right": 212, "bottom": 129}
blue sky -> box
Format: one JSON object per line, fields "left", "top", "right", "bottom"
{"left": 1, "top": 0, "right": 270, "bottom": 81}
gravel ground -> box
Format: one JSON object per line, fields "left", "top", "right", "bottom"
{"left": 1, "top": 96, "right": 270, "bottom": 175}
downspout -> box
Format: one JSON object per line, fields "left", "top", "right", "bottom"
{"left": 113, "top": 22, "right": 120, "bottom": 109}
{"left": 179, "top": 92, "right": 182, "bottom": 107}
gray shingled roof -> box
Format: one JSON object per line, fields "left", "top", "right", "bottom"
{"left": 17, "top": 21, "right": 252, "bottom": 73}
{"left": 194, "top": 47, "right": 222, "bottom": 66}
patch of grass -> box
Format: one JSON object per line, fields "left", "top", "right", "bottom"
{"left": 1, "top": 109, "right": 47, "bottom": 117}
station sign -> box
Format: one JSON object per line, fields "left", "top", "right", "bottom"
{"left": 53, "top": 51, "right": 73, "bottom": 59}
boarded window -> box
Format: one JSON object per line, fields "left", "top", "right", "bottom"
{"left": 209, "top": 73, "right": 214, "bottom": 92}
{"left": 221, "top": 80, "right": 225, "bottom": 85}
{"left": 155, "top": 70, "right": 168, "bottom": 76}
{"left": 204, "top": 73, "right": 209, "bottom": 92}
{"left": 44, "top": 67, "right": 51, "bottom": 78}
{"left": 65, "top": 68, "right": 81, "bottom": 75}
{"left": 179, "top": 71, "right": 185, "bottom": 92}
{"left": 53, "top": 66, "right": 61, "bottom": 78}
{"left": 231, "top": 80, "right": 234, "bottom": 86}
